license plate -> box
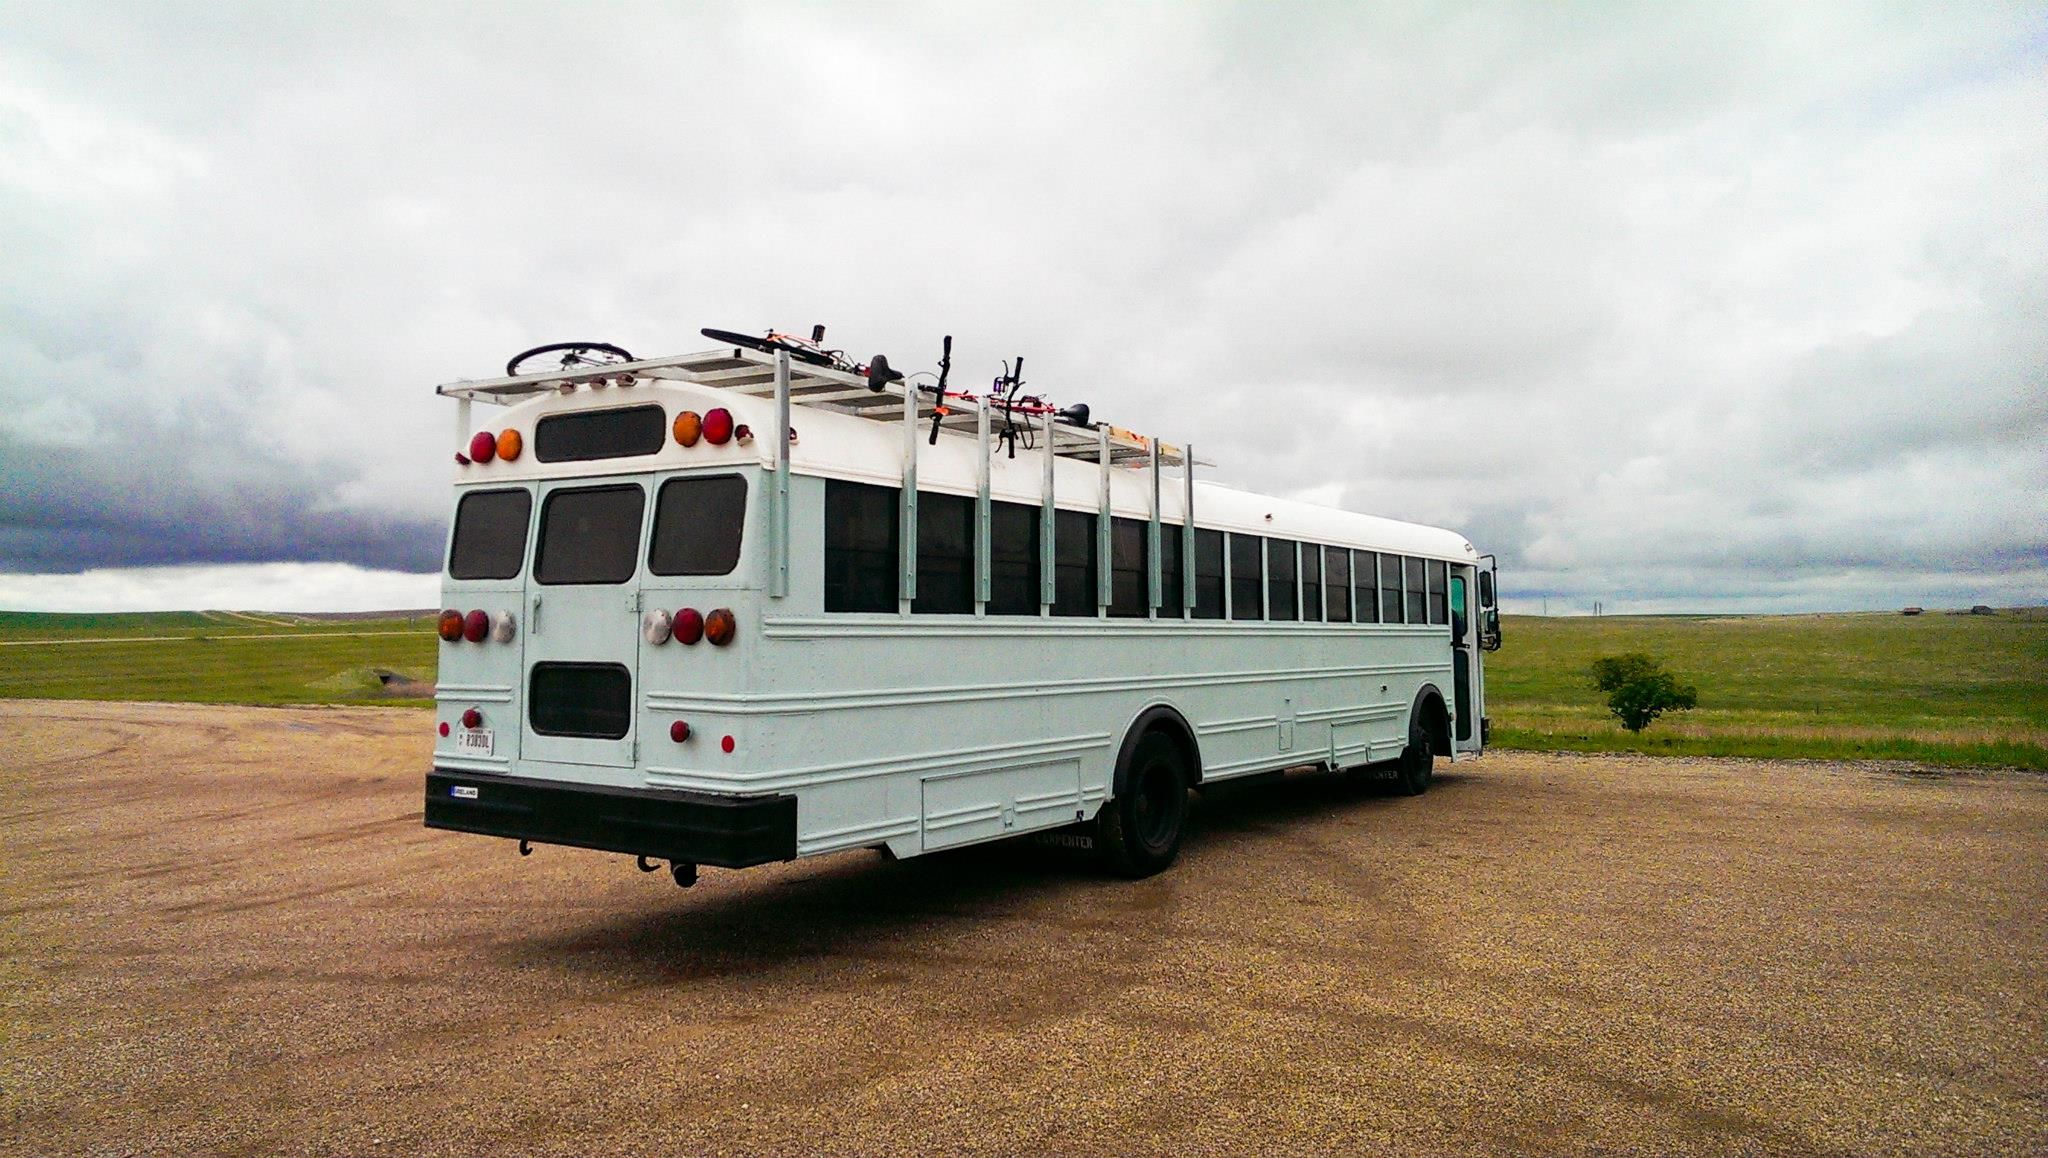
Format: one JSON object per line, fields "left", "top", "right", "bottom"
{"left": 455, "top": 728, "right": 494, "bottom": 756}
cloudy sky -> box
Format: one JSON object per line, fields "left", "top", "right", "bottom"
{"left": 2, "top": 2, "right": 2042, "bottom": 614}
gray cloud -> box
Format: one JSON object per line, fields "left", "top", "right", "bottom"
{"left": 0, "top": 2, "right": 2042, "bottom": 611}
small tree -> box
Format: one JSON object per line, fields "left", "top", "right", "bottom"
{"left": 1588, "top": 653, "right": 1699, "bottom": 733}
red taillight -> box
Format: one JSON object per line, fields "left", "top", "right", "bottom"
{"left": 703, "top": 407, "right": 734, "bottom": 445}
{"left": 720, "top": 734, "right": 735, "bottom": 754}
{"left": 669, "top": 720, "right": 690, "bottom": 743}
{"left": 673, "top": 607, "right": 704, "bottom": 645}
{"left": 438, "top": 721, "right": 450, "bottom": 737}
{"left": 468, "top": 431, "right": 497, "bottom": 463}
{"left": 438, "top": 609, "right": 464, "bottom": 641}
{"left": 705, "top": 607, "right": 736, "bottom": 646}
{"left": 461, "top": 708, "right": 482, "bottom": 729}
{"left": 462, "top": 609, "right": 489, "bottom": 643}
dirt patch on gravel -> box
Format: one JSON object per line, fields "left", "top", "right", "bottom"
{"left": 2, "top": 700, "right": 2042, "bottom": 1156}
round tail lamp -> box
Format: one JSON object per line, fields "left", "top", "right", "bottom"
{"left": 720, "top": 734, "right": 736, "bottom": 754}
{"left": 491, "top": 610, "right": 518, "bottom": 643}
{"left": 673, "top": 410, "right": 702, "bottom": 447}
{"left": 642, "top": 608, "right": 673, "bottom": 645}
{"left": 462, "top": 609, "right": 490, "bottom": 643}
{"left": 468, "top": 431, "right": 497, "bottom": 463}
{"left": 703, "top": 407, "right": 734, "bottom": 445}
{"left": 438, "top": 721, "right": 450, "bottom": 737}
{"left": 669, "top": 720, "right": 691, "bottom": 743}
{"left": 437, "top": 609, "right": 465, "bottom": 641}
{"left": 705, "top": 607, "right": 737, "bottom": 647}
{"left": 673, "top": 607, "right": 704, "bottom": 645}
{"left": 461, "top": 708, "right": 483, "bottom": 729}
{"left": 496, "top": 429, "right": 523, "bottom": 461}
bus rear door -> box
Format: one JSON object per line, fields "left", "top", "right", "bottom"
{"left": 521, "top": 476, "right": 652, "bottom": 769}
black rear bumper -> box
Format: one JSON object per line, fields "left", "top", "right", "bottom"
{"left": 425, "top": 769, "right": 797, "bottom": 868}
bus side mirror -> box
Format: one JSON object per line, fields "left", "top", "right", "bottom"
{"left": 1481, "top": 607, "right": 1502, "bottom": 651}
{"left": 1478, "top": 570, "right": 1495, "bottom": 607}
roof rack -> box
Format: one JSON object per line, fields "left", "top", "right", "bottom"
{"left": 438, "top": 345, "right": 1204, "bottom": 468}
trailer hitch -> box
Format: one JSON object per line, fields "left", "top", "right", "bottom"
{"left": 670, "top": 862, "right": 698, "bottom": 889}
{"left": 636, "top": 855, "right": 661, "bottom": 873}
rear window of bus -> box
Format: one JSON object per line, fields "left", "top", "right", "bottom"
{"left": 535, "top": 484, "right": 645, "bottom": 585}
{"left": 447, "top": 488, "right": 532, "bottom": 580}
{"left": 649, "top": 475, "right": 747, "bottom": 576}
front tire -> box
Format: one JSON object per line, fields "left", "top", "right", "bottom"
{"left": 1097, "top": 731, "right": 1190, "bottom": 878}
{"left": 1394, "top": 714, "right": 1434, "bottom": 796}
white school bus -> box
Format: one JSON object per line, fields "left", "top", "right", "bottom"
{"left": 425, "top": 333, "right": 1502, "bottom": 882}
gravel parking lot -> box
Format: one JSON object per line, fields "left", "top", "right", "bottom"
{"left": 3, "top": 700, "right": 2043, "bottom": 1156}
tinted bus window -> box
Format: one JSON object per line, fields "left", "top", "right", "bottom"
{"left": 915, "top": 491, "right": 973, "bottom": 614}
{"left": 1267, "top": 540, "right": 1298, "bottom": 621}
{"left": 825, "top": 480, "right": 898, "bottom": 612}
{"left": 1193, "top": 529, "right": 1224, "bottom": 619}
{"left": 448, "top": 488, "right": 531, "bottom": 580}
{"left": 1325, "top": 547, "right": 1351, "bottom": 622}
{"left": 534, "top": 405, "right": 666, "bottom": 463}
{"left": 1053, "top": 509, "right": 1097, "bottom": 616}
{"left": 535, "top": 484, "right": 644, "bottom": 585}
{"left": 529, "top": 662, "right": 631, "bottom": 738}
{"left": 1427, "top": 558, "right": 1449, "bottom": 625}
{"left": 988, "top": 500, "right": 1040, "bottom": 615}
{"left": 1110, "top": 517, "right": 1148, "bottom": 618}
{"left": 1380, "top": 553, "right": 1404, "bottom": 624}
{"left": 1406, "top": 555, "right": 1428, "bottom": 624}
{"left": 1354, "top": 550, "right": 1379, "bottom": 623}
{"left": 1158, "top": 524, "right": 1184, "bottom": 618}
{"left": 1229, "top": 533, "right": 1262, "bottom": 620}
{"left": 648, "top": 475, "right": 746, "bottom": 576}
{"left": 1301, "top": 544, "right": 1323, "bottom": 622}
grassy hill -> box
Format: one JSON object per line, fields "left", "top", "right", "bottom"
{"left": 1486, "top": 609, "right": 2048, "bottom": 769}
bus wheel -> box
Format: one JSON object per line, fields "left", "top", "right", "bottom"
{"left": 1394, "top": 715, "right": 1434, "bottom": 797}
{"left": 1098, "top": 731, "right": 1190, "bottom": 878}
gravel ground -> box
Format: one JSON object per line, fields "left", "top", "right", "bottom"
{"left": 2, "top": 700, "right": 2043, "bottom": 1157}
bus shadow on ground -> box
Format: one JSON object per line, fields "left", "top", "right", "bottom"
{"left": 492, "top": 764, "right": 1477, "bottom": 982}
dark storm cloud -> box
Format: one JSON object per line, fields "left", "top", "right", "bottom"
{"left": 0, "top": 2, "right": 2042, "bottom": 611}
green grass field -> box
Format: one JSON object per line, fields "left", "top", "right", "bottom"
{"left": 0, "top": 612, "right": 438, "bottom": 707}
{"left": 1486, "top": 609, "right": 2048, "bottom": 769}
{"left": 2, "top": 607, "right": 2043, "bottom": 769}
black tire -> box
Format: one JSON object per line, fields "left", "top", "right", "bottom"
{"left": 699, "top": 327, "right": 838, "bottom": 367}
{"left": 505, "top": 342, "right": 635, "bottom": 377}
{"left": 1097, "top": 731, "right": 1190, "bottom": 878}
{"left": 1394, "top": 712, "right": 1435, "bottom": 796}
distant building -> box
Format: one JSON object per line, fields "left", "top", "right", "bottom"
{"left": 1970, "top": 605, "right": 1997, "bottom": 616}
{"left": 1901, "top": 607, "right": 1923, "bottom": 616}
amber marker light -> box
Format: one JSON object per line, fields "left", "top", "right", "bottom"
{"left": 438, "top": 609, "right": 465, "bottom": 641}
{"left": 496, "top": 429, "right": 523, "bottom": 461}
{"left": 703, "top": 407, "right": 734, "bottom": 445}
{"left": 673, "top": 410, "right": 702, "bottom": 447}
{"left": 704, "top": 607, "right": 736, "bottom": 646}
{"left": 468, "top": 431, "right": 497, "bottom": 463}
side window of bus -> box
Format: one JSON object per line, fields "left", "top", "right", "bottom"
{"left": 1158, "top": 523, "right": 1184, "bottom": 618}
{"left": 1353, "top": 550, "right": 1380, "bottom": 623}
{"left": 1267, "top": 539, "right": 1299, "bottom": 621}
{"left": 824, "top": 480, "right": 898, "bottom": 612}
{"left": 1379, "top": 553, "right": 1405, "bottom": 624}
{"left": 648, "top": 475, "right": 747, "bottom": 576}
{"left": 1228, "top": 533, "right": 1262, "bottom": 620}
{"left": 1109, "top": 517, "right": 1148, "bottom": 618}
{"left": 1193, "top": 529, "right": 1225, "bottom": 619}
{"left": 1427, "top": 559, "right": 1449, "bottom": 626}
{"left": 1405, "top": 555, "right": 1428, "bottom": 624}
{"left": 1302, "top": 543, "right": 1324, "bottom": 622}
{"left": 535, "top": 484, "right": 645, "bottom": 585}
{"left": 914, "top": 491, "right": 973, "bottom": 614}
{"left": 988, "top": 500, "right": 1040, "bottom": 616}
{"left": 448, "top": 488, "right": 532, "bottom": 580}
{"left": 1053, "top": 509, "right": 1097, "bottom": 616}
{"left": 1325, "top": 546, "right": 1352, "bottom": 622}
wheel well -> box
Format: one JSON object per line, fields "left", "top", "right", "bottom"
{"left": 1415, "top": 687, "right": 1452, "bottom": 756}
{"left": 1112, "top": 705, "right": 1202, "bottom": 796}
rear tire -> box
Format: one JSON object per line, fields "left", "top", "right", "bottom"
{"left": 1394, "top": 714, "right": 1434, "bottom": 796}
{"left": 1097, "top": 731, "right": 1189, "bottom": 878}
